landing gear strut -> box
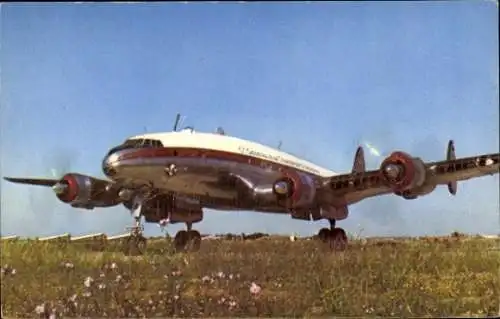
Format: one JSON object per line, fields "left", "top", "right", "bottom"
{"left": 123, "top": 197, "right": 148, "bottom": 256}
{"left": 173, "top": 222, "right": 201, "bottom": 253}
{"left": 317, "top": 219, "right": 348, "bottom": 251}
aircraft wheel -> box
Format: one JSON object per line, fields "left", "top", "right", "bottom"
{"left": 317, "top": 228, "right": 331, "bottom": 243}
{"left": 124, "top": 235, "right": 147, "bottom": 256}
{"left": 174, "top": 230, "right": 189, "bottom": 253}
{"left": 328, "top": 228, "right": 348, "bottom": 251}
{"left": 186, "top": 230, "right": 201, "bottom": 252}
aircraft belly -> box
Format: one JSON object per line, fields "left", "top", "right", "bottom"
{"left": 114, "top": 156, "right": 278, "bottom": 201}
{"left": 112, "top": 155, "right": 291, "bottom": 213}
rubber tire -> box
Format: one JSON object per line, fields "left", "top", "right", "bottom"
{"left": 317, "top": 228, "right": 331, "bottom": 243}
{"left": 329, "top": 228, "right": 348, "bottom": 251}
{"left": 174, "top": 230, "right": 189, "bottom": 253}
{"left": 186, "top": 230, "right": 202, "bottom": 252}
{"left": 124, "top": 235, "right": 147, "bottom": 256}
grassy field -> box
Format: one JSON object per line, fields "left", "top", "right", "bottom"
{"left": 1, "top": 234, "right": 499, "bottom": 318}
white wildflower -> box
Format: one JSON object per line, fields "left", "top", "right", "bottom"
{"left": 115, "top": 275, "right": 122, "bottom": 282}
{"left": 82, "top": 291, "right": 92, "bottom": 298}
{"left": 217, "top": 271, "right": 225, "bottom": 278}
{"left": 35, "top": 304, "right": 45, "bottom": 314}
{"left": 201, "top": 275, "right": 211, "bottom": 283}
{"left": 83, "top": 276, "right": 93, "bottom": 287}
{"left": 110, "top": 262, "right": 118, "bottom": 269}
{"left": 98, "top": 283, "right": 106, "bottom": 290}
{"left": 249, "top": 282, "right": 262, "bottom": 295}
{"left": 64, "top": 262, "right": 74, "bottom": 269}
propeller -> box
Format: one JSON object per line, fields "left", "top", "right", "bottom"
{"left": 29, "top": 148, "right": 80, "bottom": 213}
{"left": 47, "top": 149, "right": 81, "bottom": 195}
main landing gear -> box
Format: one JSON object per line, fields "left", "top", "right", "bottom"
{"left": 123, "top": 196, "right": 202, "bottom": 255}
{"left": 317, "top": 219, "right": 348, "bottom": 251}
{"left": 172, "top": 222, "right": 202, "bottom": 253}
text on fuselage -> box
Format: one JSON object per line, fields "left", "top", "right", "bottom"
{"left": 237, "top": 146, "right": 320, "bottom": 174}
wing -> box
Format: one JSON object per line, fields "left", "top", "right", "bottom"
{"left": 3, "top": 177, "right": 60, "bottom": 187}
{"left": 318, "top": 140, "right": 499, "bottom": 206}
{"left": 3, "top": 173, "right": 124, "bottom": 209}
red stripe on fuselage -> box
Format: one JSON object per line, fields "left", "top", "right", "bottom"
{"left": 117, "top": 147, "right": 322, "bottom": 178}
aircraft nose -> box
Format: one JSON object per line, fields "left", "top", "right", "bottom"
{"left": 102, "top": 151, "right": 120, "bottom": 177}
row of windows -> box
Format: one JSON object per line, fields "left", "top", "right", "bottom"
{"left": 330, "top": 174, "right": 381, "bottom": 190}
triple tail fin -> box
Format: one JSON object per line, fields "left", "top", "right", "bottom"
{"left": 352, "top": 146, "right": 365, "bottom": 174}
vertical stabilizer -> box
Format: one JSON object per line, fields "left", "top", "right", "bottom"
{"left": 447, "top": 140, "right": 457, "bottom": 195}
{"left": 352, "top": 146, "right": 365, "bottom": 174}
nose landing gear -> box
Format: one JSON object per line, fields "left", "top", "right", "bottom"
{"left": 123, "top": 197, "right": 148, "bottom": 256}
{"left": 317, "top": 219, "right": 348, "bottom": 251}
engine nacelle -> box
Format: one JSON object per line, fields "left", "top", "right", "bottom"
{"left": 380, "top": 151, "right": 427, "bottom": 193}
{"left": 169, "top": 207, "right": 203, "bottom": 224}
{"left": 52, "top": 173, "right": 121, "bottom": 209}
{"left": 272, "top": 171, "right": 317, "bottom": 209}
{"left": 142, "top": 195, "right": 203, "bottom": 224}
{"left": 320, "top": 205, "right": 349, "bottom": 220}
{"left": 396, "top": 184, "right": 437, "bottom": 200}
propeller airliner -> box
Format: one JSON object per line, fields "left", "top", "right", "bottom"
{"left": 3, "top": 114, "right": 499, "bottom": 254}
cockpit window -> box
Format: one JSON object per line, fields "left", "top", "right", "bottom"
{"left": 124, "top": 138, "right": 163, "bottom": 148}
{"left": 108, "top": 138, "right": 163, "bottom": 155}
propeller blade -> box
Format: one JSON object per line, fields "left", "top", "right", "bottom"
{"left": 29, "top": 148, "right": 80, "bottom": 214}
{"left": 44, "top": 148, "right": 79, "bottom": 179}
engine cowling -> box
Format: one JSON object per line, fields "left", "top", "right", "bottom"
{"left": 397, "top": 184, "right": 437, "bottom": 200}
{"left": 380, "top": 151, "right": 427, "bottom": 193}
{"left": 52, "top": 173, "right": 121, "bottom": 208}
{"left": 272, "top": 171, "right": 317, "bottom": 209}
{"left": 142, "top": 195, "right": 203, "bottom": 224}
{"left": 320, "top": 205, "right": 349, "bottom": 220}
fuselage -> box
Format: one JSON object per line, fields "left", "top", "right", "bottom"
{"left": 102, "top": 128, "right": 336, "bottom": 212}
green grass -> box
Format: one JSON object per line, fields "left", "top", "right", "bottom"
{"left": 1, "top": 235, "right": 499, "bottom": 317}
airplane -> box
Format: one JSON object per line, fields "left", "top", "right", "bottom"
{"left": 3, "top": 113, "right": 499, "bottom": 255}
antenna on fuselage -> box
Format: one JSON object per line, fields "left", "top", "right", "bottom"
{"left": 215, "top": 127, "right": 225, "bottom": 135}
{"left": 173, "top": 113, "right": 181, "bottom": 132}
{"left": 277, "top": 140, "right": 283, "bottom": 150}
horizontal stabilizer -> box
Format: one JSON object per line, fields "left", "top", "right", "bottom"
{"left": 3, "top": 177, "right": 59, "bottom": 187}
{"left": 352, "top": 146, "right": 366, "bottom": 174}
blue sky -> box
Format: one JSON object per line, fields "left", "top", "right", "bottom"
{"left": 1, "top": 2, "right": 498, "bottom": 238}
